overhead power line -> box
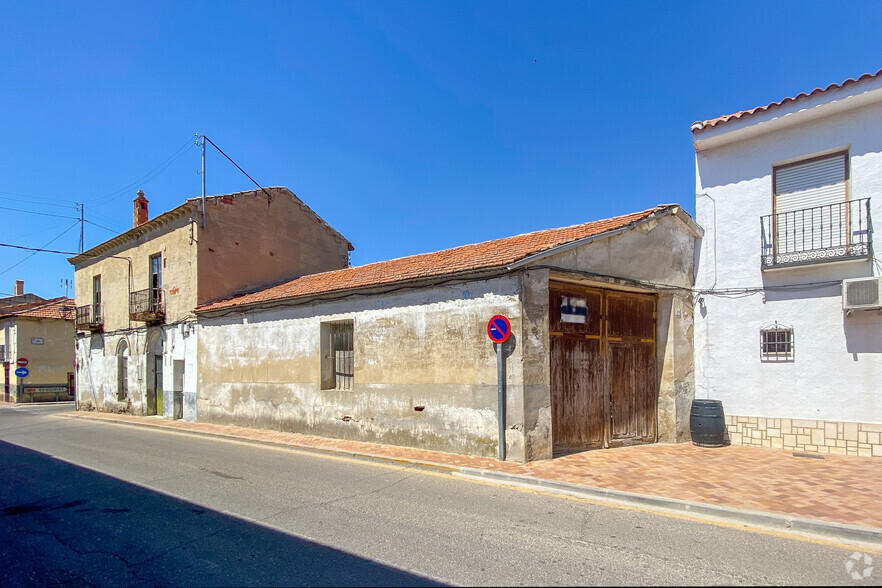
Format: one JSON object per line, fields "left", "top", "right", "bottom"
{"left": 0, "top": 205, "right": 80, "bottom": 220}
{"left": 202, "top": 135, "right": 274, "bottom": 202}
{"left": 86, "top": 135, "right": 198, "bottom": 206}
{"left": 0, "top": 243, "right": 78, "bottom": 255}
{"left": 0, "top": 222, "right": 80, "bottom": 277}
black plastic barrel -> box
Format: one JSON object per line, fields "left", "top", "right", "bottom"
{"left": 690, "top": 399, "right": 726, "bottom": 447}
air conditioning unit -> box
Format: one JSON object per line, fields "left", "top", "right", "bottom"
{"left": 843, "top": 277, "right": 882, "bottom": 311}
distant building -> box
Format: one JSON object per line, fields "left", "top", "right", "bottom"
{"left": 692, "top": 70, "right": 882, "bottom": 457}
{"left": 0, "top": 280, "right": 44, "bottom": 309}
{"left": 1, "top": 296, "right": 75, "bottom": 402}
{"left": 68, "top": 187, "right": 352, "bottom": 418}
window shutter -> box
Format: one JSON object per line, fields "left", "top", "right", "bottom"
{"left": 775, "top": 154, "right": 847, "bottom": 213}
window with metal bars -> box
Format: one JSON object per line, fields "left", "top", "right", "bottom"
{"left": 760, "top": 323, "right": 794, "bottom": 361}
{"left": 321, "top": 321, "right": 353, "bottom": 390}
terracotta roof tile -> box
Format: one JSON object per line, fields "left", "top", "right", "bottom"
{"left": 692, "top": 69, "right": 882, "bottom": 131}
{"left": 0, "top": 297, "right": 75, "bottom": 320}
{"left": 197, "top": 205, "right": 673, "bottom": 313}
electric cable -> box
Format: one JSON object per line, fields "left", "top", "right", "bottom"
{"left": 84, "top": 219, "right": 125, "bottom": 234}
{"left": 85, "top": 135, "right": 198, "bottom": 206}
{"left": 0, "top": 221, "right": 80, "bottom": 277}
{"left": 0, "top": 205, "right": 80, "bottom": 220}
{"left": 202, "top": 136, "right": 275, "bottom": 202}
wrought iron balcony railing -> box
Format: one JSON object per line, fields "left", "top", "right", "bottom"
{"left": 761, "top": 198, "right": 873, "bottom": 269}
{"left": 75, "top": 304, "right": 103, "bottom": 331}
{"left": 129, "top": 288, "right": 165, "bottom": 323}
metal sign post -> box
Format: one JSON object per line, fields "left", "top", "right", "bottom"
{"left": 487, "top": 315, "right": 512, "bottom": 461}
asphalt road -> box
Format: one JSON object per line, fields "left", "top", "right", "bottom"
{"left": 0, "top": 403, "right": 875, "bottom": 586}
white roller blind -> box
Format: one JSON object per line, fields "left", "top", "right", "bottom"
{"left": 775, "top": 154, "right": 847, "bottom": 213}
{"left": 774, "top": 153, "right": 849, "bottom": 253}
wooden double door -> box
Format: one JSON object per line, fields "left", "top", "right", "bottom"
{"left": 549, "top": 283, "right": 657, "bottom": 455}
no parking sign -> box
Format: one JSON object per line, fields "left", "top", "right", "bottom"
{"left": 487, "top": 315, "right": 511, "bottom": 343}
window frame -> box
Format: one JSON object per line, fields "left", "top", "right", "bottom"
{"left": 760, "top": 323, "right": 794, "bottom": 362}
{"left": 320, "top": 320, "right": 354, "bottom": 391}
{"left": 771, "top": 150, "right": 850, "bottom": 257}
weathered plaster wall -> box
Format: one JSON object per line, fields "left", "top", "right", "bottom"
{"left": 75, "top": 325, "right": 197, "bottom": 419}
{"left": 197, "top": 188, "right": 351, "bottom": 304}
{"left": 519, "top": 268, "right": 552, "bottom": 461}
{"left": 198, "top": 275, "right": 526, "bottom": 460}
{"left": 73, "top": 217, "right": 197, "bottom": 328}
{"left": 538, "top": 214, "right": 699, "bottom": 443}
{"left": 14, "top": 319, "right": 74, "bottom": 385}
{"left": 0, "top": 319, "right": 74, "bottom": 400}
{"left": 694, "top": 100, "right": 882, "bottom": 426}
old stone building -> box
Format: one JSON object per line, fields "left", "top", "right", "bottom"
{"left": 195, "top": 204, "right": 702, "bottom": 462}
{"left": 69, "top": 187, "right": 352, "bottom": 419}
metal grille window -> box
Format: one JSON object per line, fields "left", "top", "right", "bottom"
{"left": 760, "top": 323, "right": 794, "bottom": 361}
{"left": 321, "top": 321, "right": 353, "bottom": 390}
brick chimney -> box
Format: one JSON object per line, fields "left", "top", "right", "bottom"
{"left": 14, "top": 280, "right": 24, "bottom": 296}
{"left": 134, "top": 190, "right": 149, "bottom": 227}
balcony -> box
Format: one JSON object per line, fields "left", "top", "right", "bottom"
{"left": 75, "top": 304, "right": 104, "bottom": 332}
{"left": 129, "top": 288, "right": 165, "bottom": 323}
{"left": 761, "top": 198, "right": 873, "bottom": 269}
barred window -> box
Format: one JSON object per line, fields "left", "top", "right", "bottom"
{"left": 760, "top": 323, "right": 794, "bottom": 361}
{"left": 321, "top": 320, "right": 353, "bottom": 390}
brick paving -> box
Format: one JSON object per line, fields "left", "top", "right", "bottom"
{"left": 64, "top": 411, "right": 882, "bottom": 530}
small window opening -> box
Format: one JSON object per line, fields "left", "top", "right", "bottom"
{"left": 321, "top": 320, "right": 354, "bottom": 390}
{"left": 760, "top": 322, "right": 794, "bottom": 361}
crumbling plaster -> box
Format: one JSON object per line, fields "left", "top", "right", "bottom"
{"left": 198, "top": 275, "right": 528, "bottom": 460}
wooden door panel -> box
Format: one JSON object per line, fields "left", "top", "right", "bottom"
{"left": 549, "top": 286, "right": 603, "bottom": 336}
{"left": 549, "top": 283, "right": 657, "bottom": 453}
{"left": 550, "top": 335, "right": 603, "bottom": 452}
{"left": 607, "top": 294, "right": 655, "bottom": 339}
{"left": 635, "top": 341, "right": 657, "bottom": 440}
{"left": 608, "top": 342, "right": 637, "bottom": 440}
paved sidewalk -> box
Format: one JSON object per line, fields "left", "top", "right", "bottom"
{"left": 61, "top": 411, "right": 882, "bottom": 543}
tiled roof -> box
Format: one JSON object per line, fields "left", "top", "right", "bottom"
{"left": 0, "top": 297, "right": 75, "bottom": 320}
{"left": 196, "top": 205, "right": 676, "bottom": 313}
{"left": 692, "top": 69, "right": 882, "bottom": 131}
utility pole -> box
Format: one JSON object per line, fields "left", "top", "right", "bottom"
{"left": 200, "top": 135, "right": 206, "bottom": 228}
{"left": 77, "top": 203, "right": 84, "bottom": 253}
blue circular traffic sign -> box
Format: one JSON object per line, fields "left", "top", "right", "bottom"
{"left": 487, "top": 315, "right": 511, "bottom": 343}
{"left": 14, "top": 367, "right": 29, "bottom": 378}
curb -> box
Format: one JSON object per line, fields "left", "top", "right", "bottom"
{"left": 455, "top": 468, "right": 882, "bottom": 548}
{"left": 59, "top": 412, "right": 882, "bottom": 549}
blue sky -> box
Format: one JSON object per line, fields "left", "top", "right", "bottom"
{"left": 3, "top": 1, "right": 882, "bottom": 299}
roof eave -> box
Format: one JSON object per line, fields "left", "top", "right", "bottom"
{"left": 507, "top": 205, "right": 701, "bottom": 270}
{"left": 68, "top": 202, "right": 196, "bottom": 266}
{"left": 195, "top": 266, "right": 514, "bottom": 317}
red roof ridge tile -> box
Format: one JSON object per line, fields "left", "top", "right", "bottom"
{"left": 0, "top": 296, "right": 75, "bottom": 320}
{"left": 196, "top": 204, "right": 677, "bottom": 314}
{"left": 692, "top": 69, "right": 882, "bottom": 131}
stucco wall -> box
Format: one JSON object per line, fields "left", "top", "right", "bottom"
{"left": 694, "top": 99, "right": 882, "bottom": 426}
{"left": 1, "top": 318, "right": 74, "bottom": 400}
{"left": 73, "top": 217, "right": 197, "bottom": 329}
{"left": 197, "top": 188, "right": 351, "bottom": 304}
{"left": 198, "top": 275, "right": 525, "bottom": 460}
{"left": 75, "top": 325, "right": 197, "bottom": 419}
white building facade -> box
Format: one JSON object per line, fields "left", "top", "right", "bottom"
{"left": 693, "top": 71, "right": 882, "bottom": 457}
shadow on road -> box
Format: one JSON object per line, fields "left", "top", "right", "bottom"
{"left": 0, "top": 440, "right": 445, "bottom": 587}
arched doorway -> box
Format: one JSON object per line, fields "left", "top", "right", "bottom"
{"left": 146, "top": 332, "right": 164, "bottom": 416}
{"left": 116, "top": 340, "right": 129, "bottom": 402}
